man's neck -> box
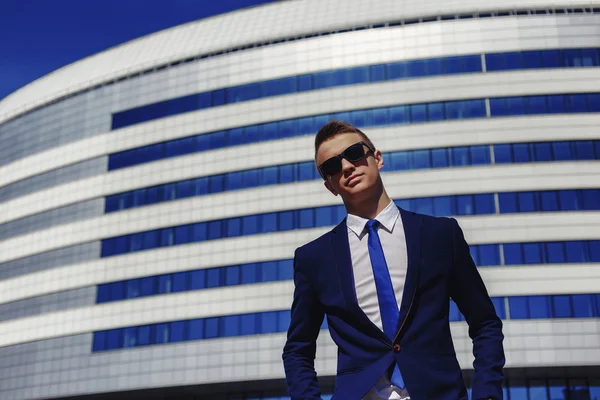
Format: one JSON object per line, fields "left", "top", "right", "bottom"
{"left": 345, "top": 189, "right": 393, "bottom": 220}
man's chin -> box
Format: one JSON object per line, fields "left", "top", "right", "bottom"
{"left": 341, "top": 181, "right": 373, "bottom": 197}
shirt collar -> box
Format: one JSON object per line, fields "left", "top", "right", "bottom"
{"left": 346, "top": 200, "right": 400, "bottom": 237}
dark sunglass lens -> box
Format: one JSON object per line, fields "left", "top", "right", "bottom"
{"left": 344, "top": 143, "right": 366, "bottom": 161}
{"left": 320, "top": 158, "right": 342, "bottom": 177}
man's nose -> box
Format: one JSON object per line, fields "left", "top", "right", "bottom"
{"left": 340, "top": 157, "right": 355, "bottom": 174}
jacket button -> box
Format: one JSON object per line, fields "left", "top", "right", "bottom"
{"left": 393, "top": 344, "right": 401, "bottom": 353}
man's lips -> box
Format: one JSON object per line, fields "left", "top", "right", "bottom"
{"left": 345, "top": 174, "right": 363, "bottom": 186}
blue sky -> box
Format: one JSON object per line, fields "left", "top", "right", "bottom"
{"left": 0, "top": 0, "right": 277, "bottom": 100}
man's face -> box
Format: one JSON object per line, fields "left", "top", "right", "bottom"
{"left": 315, "top": 132, "right": 384, "bottom": 201}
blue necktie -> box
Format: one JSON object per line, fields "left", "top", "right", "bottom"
{"left": 366, "top": 219, "right": 405, "bottom": 389}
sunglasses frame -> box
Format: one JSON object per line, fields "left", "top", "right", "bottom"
{"left": 317, "top": 141, "right": 375, "bottom": 180}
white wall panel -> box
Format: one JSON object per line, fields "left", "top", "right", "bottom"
{"left": 453, "top": 320, "right": 600, "bottom": 369}
{"left": 479, "top": 265, "right": 600, "bottom": 296}
{"left": 459, "top": 212, "right": 600, "bottom": 245}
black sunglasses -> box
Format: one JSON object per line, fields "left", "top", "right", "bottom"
{"left": 318, "top": 141, "right": 375, "bottom": 180}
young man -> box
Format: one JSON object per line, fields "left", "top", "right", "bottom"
{"left": 282, "top": 121, "right": 505, "bottom": 400}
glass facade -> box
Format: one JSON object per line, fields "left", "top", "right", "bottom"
{"left": 105, "top": 140, "right": 599, "bottom": 213}
{"left": 100, "top": 190, "right": 600, "bottom": 257}
{"left": 111, "top": 48, "right": 600, "bottom": 130}
{"left": 93, "top": 293, "right": 600, "bottom": 352}
{"left": 108, "top": 92, "right": 600, "bottom": 171}
{"left": 495, "top": 140, "right": 600, "bottom": 163}
{"left": 108, "top": 97, "right": 487, "bottom": 170}
{"left": 1, "top": 4, "right": 599, "bottom": 400}
{"left": 485, "top": 48, "right": 600, "bottom": 71}
{"left": 56, "top": 378, "right": 599, "bottom": 400}
{"left": 0, "top": 156, "right": 107, "bottom": 203}
{"left": 500, "top": 379, "right": 600, "bottom": 400}
{"left": 97, "top": 240, "right": 599, "bottom": 304}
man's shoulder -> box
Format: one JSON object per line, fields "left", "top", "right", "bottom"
{"left": 296, "top": 228, "right": 334, "bottom": 255}
{"left": 295, "top": 218, "right": 347, "bottom": 262}
{"left": 402, "top": 209, "right": 458, "bottom": 240}
{"left": 403, "top": 209, "right": 456, "bottom": 229}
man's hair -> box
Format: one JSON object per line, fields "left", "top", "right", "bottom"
{"left": 314, "top": 120, "right": 375, "bottom": 157}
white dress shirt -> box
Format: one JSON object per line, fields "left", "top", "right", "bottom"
{"left": 346, "top": 200, "right": 411, "bottom": 400}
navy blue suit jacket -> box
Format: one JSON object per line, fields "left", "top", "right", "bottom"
{"left": 282, "top": 208, "right": 505, "bottom": 400}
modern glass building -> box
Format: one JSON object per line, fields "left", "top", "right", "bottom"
{"left": 1, "top": 0, "right": 600, "bottom": 398}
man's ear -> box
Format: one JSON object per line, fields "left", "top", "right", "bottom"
{"left": 374, "top": 149, "right": 384, "bottom": 171}
{"left": 324, "top": 180, "right": 338, "bottom": 196}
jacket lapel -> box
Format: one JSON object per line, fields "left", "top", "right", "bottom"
{"left": 395, "top": 207, "right": 422, "bottom": 335}
{"left": 330, "top": 219, "right": 389, "bottom": 343}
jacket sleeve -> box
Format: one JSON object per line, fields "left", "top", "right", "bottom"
{"left": 282, "top": 247, "right": 325, "bottom": 400}
{"left": 448, "top": 218, "right": 505, "bottom": 400}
